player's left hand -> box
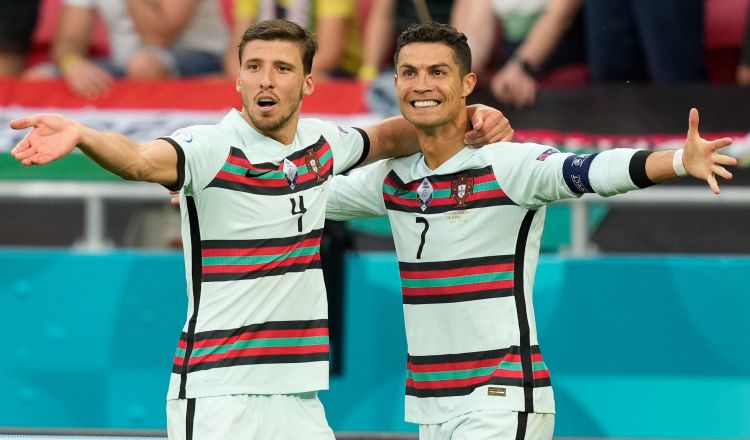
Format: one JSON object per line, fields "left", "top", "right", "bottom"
{"left": 465, "top": 104, "right": 514, "bottom": 146}
{"left": 683, "top": 107, "right": 737, "bottom": 194}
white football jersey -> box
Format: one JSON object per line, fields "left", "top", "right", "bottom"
{"left": 163, "top": 109, "right": 369, "bottom": 400}
{"left": 327, "top": 142, "right": 646, "bottom": 423}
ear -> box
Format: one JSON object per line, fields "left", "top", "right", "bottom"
{"left": 462, "top": 72, "right": 477, "bottom": 99}
{"left": 236, "top": 77, "right": 241, "bottom": 93}
{"left": 302, "top": 74, "right": 315, "bottom": 97}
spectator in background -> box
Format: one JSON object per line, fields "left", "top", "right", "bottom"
{"left": 0, "top": 1, "right": 41, "bottom": 76}
{"left": 454, "top": 0, "right": 584, "bottom": 109}
{"left": 585, "top": 0, "right": 706, "bottom": 83}
{"left": 25, "top": 0, "right": 228, "bottom": 98}
{"left": 361, "top": 0, "right": 456, "bottom": 115}
{"left": 737, "top": 4, "right": 750, "bottom": 85}
{"left": 224, "top": 0, "right": 362, "bottom": 79}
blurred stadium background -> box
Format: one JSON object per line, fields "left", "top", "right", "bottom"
{"left": 2, "top": 0, "right": 750, "bottom": 439}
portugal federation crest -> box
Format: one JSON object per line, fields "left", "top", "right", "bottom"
{"left": 450, "top": 174, "right": 474, "bottom": 208}
{"left": 305, "top": 148, "right": 325, "bottom": 183}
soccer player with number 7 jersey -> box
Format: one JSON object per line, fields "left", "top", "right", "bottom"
{"left": 326, "top": 22, "right": 736, "bottom": 440}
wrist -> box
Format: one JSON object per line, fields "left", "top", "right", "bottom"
{"left": 672, "top": 149, "right": 688, "bottom": 177}
{"left": 58, "top": 52, "right": 83, "bottom": 73}
{"left": 510, "top": 55, "right": 536, "bottom": 77}
{"left": 358, "top": 64, "right": 379, "bottom": 81}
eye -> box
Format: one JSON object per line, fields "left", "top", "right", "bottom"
{"left": 246, "top": 63, "right": 260, "bottom": 71}
{"left": 432, "top": 69, "right": 446, "bottom": 76}
{"left": 400, "top": 69, "right": 415, "bottom": 78}
{"left": 277, "top": 65, "right": 292, "bottom": 72}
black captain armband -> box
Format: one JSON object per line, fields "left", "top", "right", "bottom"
{"left": 629, "top": 150, "right": 656, "bottom": 188}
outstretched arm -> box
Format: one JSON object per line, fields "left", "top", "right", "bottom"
{"left": 361, "top": 104, "right": 514, "bottom": 164}
{"left": 126, "top": 0, "right": 202, "bottom": 47}
{"left": 645, "top": 108, "right": 735, "bottom": 193}
{"left": 10, "top": 114, "right": 178, "bottom": 186}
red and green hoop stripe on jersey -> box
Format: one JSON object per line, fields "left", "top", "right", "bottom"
{"left": 406, "top": 346, "right": 551, "bottom": 398}
{"left": 208, "top": 136, "right": 333, "bottom": 195}
{"left": 173, "top": 320, "right": 329, "bottom": 374}
{"left": 399, "top": 255, "right": 515, "bottom": 304}
{"left": 383, "top": 166, "right": 514, "bottom": 214}
{"left": 201, "top": 228, "right": 323, "bottom": 282}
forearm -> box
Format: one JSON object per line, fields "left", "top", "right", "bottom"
{"left": 514, "top": 0, "right": 582, "bottom": 68}
{"left": 51, "top": 6, "right": 95, "bottom": 64}
{"left": 126, "top": 0, "right": 198, "bottom": 46}
{"left": 451, "top": 0, "right": 495, "bottom": 72}
{"left": 312, "top": 18, "right": 347, "bottom": 75}
{"left": 361, "top": 0, "right": 394, "bottom": 70}
{"left": 645, "top": 149, "right": 680, "bottom": 183}
{"left": 363, "top": 116, "right": 420, "bottom": 163}
{"left": 77, "top": 125, "right": 176, "bottom": 184}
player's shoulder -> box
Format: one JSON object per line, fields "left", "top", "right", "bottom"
{"left": 299, "top": 118, "right": 362, "bottom": 140}
{"left": 479, "top": 141, "right": 561, "bottom": 161}
{"left": 165, "top": 123, "right": 216, "bottom": 145}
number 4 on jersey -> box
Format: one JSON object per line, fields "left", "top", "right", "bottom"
{"left": 290, "top": 195, "right": 307, "bottom": 232}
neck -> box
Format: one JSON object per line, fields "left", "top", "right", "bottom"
{"left": 241, "top": 108, "right": 298, "bottom": 146}
{"left": 419, "top": 109, "right": 469, "bottom": 170}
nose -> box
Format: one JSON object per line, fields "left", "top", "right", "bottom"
{"left": 259, "top": 66, "right": 275, "bottom": 89}
{"left": 414, "top": 72, "right": 432, "bottom": 93}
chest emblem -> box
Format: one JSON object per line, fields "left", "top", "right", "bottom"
{"left": 283, "top": 158, "right": 298, "bottom": 189}
{"left": 416, "top": 178, "right": 433, "bottom": 211}
{"left": 450, "top": 174, "right": 474, "bottom": 208}
{"left": 305, "top": 148, "right": 325, "bottom": 183}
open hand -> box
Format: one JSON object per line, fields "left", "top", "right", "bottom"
{"left": 683, "top": 108, "right": 737, "bottom": 194}
{"left": 10, "top": 114, "right": 83, "bottom": 166}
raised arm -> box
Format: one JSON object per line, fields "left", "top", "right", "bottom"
{"left": 361, "top": 104, "right": 514, "bottom": 164}
{"left": 10, "top": 114, "right": 178, "bottom": 187}
{"left": 359, "top": 0, "right": 395, "bottom": 80}
{"left": 126, "top": 0, "right": 202, "bottom": 47}
{"left": 644, "top": 108, "right": 735, "bottom": 193}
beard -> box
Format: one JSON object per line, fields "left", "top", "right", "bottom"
{"left": 242, "top": 88, "right": 304, "bottom": 136}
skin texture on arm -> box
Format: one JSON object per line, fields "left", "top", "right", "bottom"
{"left": 52, "top": 5, "right": 113, "bottom": 98}
{"left": 225, "top": 16, "right": 253, "bottom": 76}
{"left": 126, "top": 0, "right": 202, "bottom": 47}
{"left": 312, "top": 16, "right": 348, "bottom": 78}
{"left": 645, "top": 108, "right": 736, "bottom": 194}
{"left": 10, "top": 114, "right": 178, "bottom": 186}
{"left": 361, "top": 104, "right": 514, "bottom": 164}
{"left": 450, "top": 0, "right": 495, "bottom": 74}
{"left": 361, "top": 0, "right": 395, "bottom": 74}
{"left": 491, "top": 0, "right": 583, "bottom": 108}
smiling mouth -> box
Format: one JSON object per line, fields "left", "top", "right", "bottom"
{"left": 411, "top": 100, "right": 440, "bottom": 108}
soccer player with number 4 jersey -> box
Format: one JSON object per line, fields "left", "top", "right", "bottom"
{"left": 9, "top": 19, "right": 513, "bottom": 440}
{"left": 326, "top": 22, "right": 737, "bottom": 440}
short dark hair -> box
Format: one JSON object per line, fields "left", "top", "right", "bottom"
{"left": 238, "top": 19, "right": 317, "bottom": 74}
{"left": 394, "top": 22, "right": 472, "bottom": 78}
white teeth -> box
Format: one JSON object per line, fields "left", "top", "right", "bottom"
{"left": 413, "top": 100, "right": 439, "bottom": 108}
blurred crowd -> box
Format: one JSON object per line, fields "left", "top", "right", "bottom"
{"left": 1, "top": 0, "right": 749, "bottom": 109}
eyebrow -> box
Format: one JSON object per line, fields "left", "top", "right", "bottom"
{"left": 399, "top": 62, "right": 452, "bottom": 70}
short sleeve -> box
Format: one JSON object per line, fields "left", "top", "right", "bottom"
{"left": 314, "top": 120, "right": 370, "bottom": 176}
{"left": 161, "top": 126, "right": 227, "bottom": 196}
{"left": 326, "top": 160, "right": 389, "bottom": 221}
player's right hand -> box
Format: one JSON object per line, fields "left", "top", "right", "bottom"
{"left": 10, "top": 114, "right": 82, "bottom": 166}
{"left": 168, "top": 190, "right": 180, "bottom": 206}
